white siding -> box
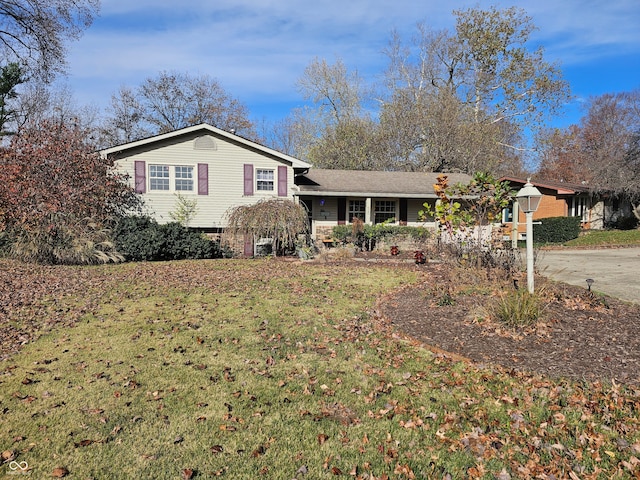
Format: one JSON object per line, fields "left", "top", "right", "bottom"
{"left": 115, "top": 134, "right": 295, "bottom": 228}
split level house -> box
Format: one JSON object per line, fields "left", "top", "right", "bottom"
{"left": 101, "top": 123, "right": 472, "bottom": 254}
{"left": 102, "top": 124, "right": 622, "bottom": 255}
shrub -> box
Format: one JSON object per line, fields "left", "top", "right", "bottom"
{"left": 4, "top": 217, "right": 124, "bottom": 265}
{"left": 610, "top": 215, "right": 639, "bottom": 230}
{"left": 112, "top": 216, "right": 165, "bottom": 261}
{"left": 533, "top": 216, "right": 581, "bottom": 244}
{"left": 0, "top": 121, "right": 142, "bottom": 265}
{"left": 112, "top": 216, "right": 221, "bottom": 261}
{"left": 159, "top": 222, "right": 218, "bottom": 260}
{"left": 489, "top": 289, "right": 544, "bottom": 328}
{"left": 331, "top": 224, "right": 431, "bottom": 251}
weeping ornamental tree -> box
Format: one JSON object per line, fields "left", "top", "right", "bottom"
{"left": 225, "top": 199, "right": 309, "bottom": 256}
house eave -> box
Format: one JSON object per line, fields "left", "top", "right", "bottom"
{"left": 294, "top": 191, "right": 440, "bottom": 199}
{"left": 101, "top": 123, "right": 312, "bottom": 169}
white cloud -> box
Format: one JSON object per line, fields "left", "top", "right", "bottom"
{"left": 64, "top": 0, "right": 640, "bottom": 121}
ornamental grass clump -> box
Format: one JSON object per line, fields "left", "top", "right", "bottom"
{"left": 491, "top": 288, "right": 544, "bottom": 328}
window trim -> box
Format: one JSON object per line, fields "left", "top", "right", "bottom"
{"left": 374, "top": 199, "right": 397, "bottom": 224}
{"left": 256, "top": 168, "right": 275, "bottom": 192}
{"left": 148, "top": 164, "right": 195, "bottom": 193}
{"left": 348, "top": 199, "right": 366, "bottom": 223}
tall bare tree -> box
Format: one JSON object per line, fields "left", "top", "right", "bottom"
{"left": 380, "top": 6, "right": 569, "bottom": 174}
{"left": 290, "top": 57, "right": 385, "bottom": 168}
{"left": 101, "top": 71, "right": 257, "bottom": 144}
{"left": 297, "top": 57, "right": 367, "bottom": 126}
{"left": 100, "top": 86, "right": 149, "bottom": 146}
{"left": 0, "top": 0, "right": 99, "bottom": 81}
{"left": 580, "top": 90, "right": 640, "bottom": 203}
{"left": 139, "top": 71, "right": 255, "bottom": 136}
{"left": 535, "top": 89, "right": 640, "bottom": 221}
{"left": 535, "top": 125, "right": 585, "bottom": 183}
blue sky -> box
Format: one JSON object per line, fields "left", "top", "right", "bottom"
{"left": 62, "top": 0, "right": 640, "bottom": 129}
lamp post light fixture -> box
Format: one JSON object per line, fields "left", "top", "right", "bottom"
{"left": 515, "top": 179, "right": 543, "bottom": 294}
{"left": 586, "top": 278, "right": 594, "bottom": 291}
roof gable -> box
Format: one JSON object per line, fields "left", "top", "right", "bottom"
{"left": 100, "top": 123, "right": 311, "bottom": 169}
{"left": 500, "top": 176, "right": 590, "bottom": 195}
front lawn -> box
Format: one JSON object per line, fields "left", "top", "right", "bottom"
{"left": 564, "top": 228, "right": 640, "bottom": 247}
{"left": 1, "top": 259, "right": 639, "bottom": 479}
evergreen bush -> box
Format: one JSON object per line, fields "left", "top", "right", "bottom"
{"left": 533, "top": 216, "right": 581, "bottom": 244}
{"left": 112, "top": 216, "right": 221, "bottom": 261}
{"left": 159, "top": 222, "right": 218, "bottom": 260}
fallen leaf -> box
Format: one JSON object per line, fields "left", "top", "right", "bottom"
{"left": 210, "top": 445, "right": 224, "bottom": 454}
{"left": 182, "top": 468, "right": 194, "bottom": 479}
{"left": 252, "top": 445, "right": 266, "bottom": 457}
{"left": 52, "top": 466, "right": 69, "bottom": 477}
{"left": 1, "top": 450, "right": 15, "bottom": 461}
{"left": 74, "top": 439, "right": 95, "bottom": 448}
{"left": 318, "top": 433, "right": 329, "bottom": 445}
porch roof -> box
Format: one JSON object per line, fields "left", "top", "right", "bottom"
{"left": 295, "top": 169, "right": 472, "bottom": 198}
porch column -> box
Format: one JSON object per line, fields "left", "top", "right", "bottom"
{"left": 365, "top": 197, "right": 372, "bottom": 224}
{"left": 511, "top": 200, "right": 519, "bottom": 249}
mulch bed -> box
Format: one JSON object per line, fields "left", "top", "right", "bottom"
{"left": 378, "top": 260, "right": 640, "bottom": 386}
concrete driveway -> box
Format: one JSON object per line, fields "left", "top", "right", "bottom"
{"left": 536, "top": 247, "right": 640, "bottom": 305}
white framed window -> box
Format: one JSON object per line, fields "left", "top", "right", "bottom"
{"left": 374, "top": 200, "right": 396, "bottom": 224}
{"left": 256, "top": 169, "right": 274, "bottom": 191}
{"left": 149, "top": 165, "right": 170, "bottom": 191}
{"left": 175, "top": 166, "right": 194, "bottom": 191}
{"left": 348, "top": 200, "right": 366, "bottom": 222}
{"left": 149, "top": 165, "right": 194, "bottom": 192}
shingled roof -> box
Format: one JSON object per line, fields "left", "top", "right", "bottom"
{"left": 295, "top": 169, "right": 472, "bottom": 197}
{"left": 501, "top": 176, "right": 591, "bottom": 195}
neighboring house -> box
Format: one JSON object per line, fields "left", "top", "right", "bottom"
{"left": 101, "top": 124, "right": 312, "bottom": 233}
{"left": 500, "top": 177, "right": 617, "bottom": 241}
{"left": 294, "top": 169, "right": 472, "bottom": 240}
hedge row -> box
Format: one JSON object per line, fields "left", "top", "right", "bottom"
{"left": 332, "top": 224, "right": 432, "bottom": 251}
{"left": 533, "top": 216, "right": 582, "bottom": 244}
{"left": 112, "top": 216, "right": 225, "bottom": 261}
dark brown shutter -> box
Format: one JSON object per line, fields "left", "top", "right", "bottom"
{"left": 278, "top": 166, "right": 287, "bottom": 196}
{"left": 337, "top": 197, "right": 346, "bottom": 225}
{"left": 399, "top": 198, "right": 408, "bottom": 225}
{"left": 197, "top": 163, "right": 208, "bottom": 195}
{"left": 243, "top": 235, "right": 254, "bottom": 257}
{"left": 243, "top": 164, "right": 253, "bottom": 196}
{"left": 134, "top": 161, "right": 146, "bottom": 193}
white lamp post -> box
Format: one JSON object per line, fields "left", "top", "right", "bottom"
{"left": 516, "top": 179, "right": 543, "bottom": 293}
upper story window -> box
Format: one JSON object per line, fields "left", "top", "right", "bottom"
{"left": 175, "top": 166, "right": 194, "bottom": 191}
{"left": 149, "top": 165, "right": 170, "bottom": 191}
{"left": 149, "top": 165, "right": 194, "bottom": 192}
{"left": 256, "top": 169, "right": 274, "bottom": 191}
